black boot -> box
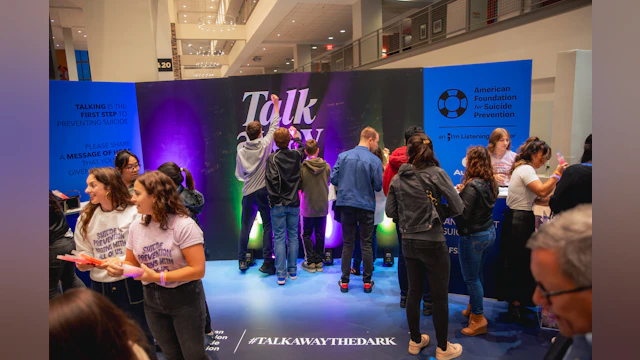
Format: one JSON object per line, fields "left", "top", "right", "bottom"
{"left": 400, "top": 295, "right": 407, "bottom": 308}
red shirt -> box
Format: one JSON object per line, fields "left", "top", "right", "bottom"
{"left": 383, "top": 146, "right": 409, "bottom": 196}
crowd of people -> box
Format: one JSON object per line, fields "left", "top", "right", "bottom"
{"left": 49, "top": 93, "right": 592, "bottom": 359}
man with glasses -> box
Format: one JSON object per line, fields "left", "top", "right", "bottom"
{"left": 528, "top": 204, "right": 592, "bottom": 360}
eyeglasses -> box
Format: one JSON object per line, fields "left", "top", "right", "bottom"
{"left": 536, "top": 282, "right": 592, "bottom": 305}
{"left": 124, "top": 163, "right": 140, "bottom": 171}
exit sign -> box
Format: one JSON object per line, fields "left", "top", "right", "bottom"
{"left": 326, "top": 44, "right": 333, "bottom": 51}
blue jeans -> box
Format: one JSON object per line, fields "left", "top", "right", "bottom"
{"left": 458, "top": 226, "right": 496, "bottom": 315}
{"left": 271, "top": 205, "right": 300, "bottom": 278}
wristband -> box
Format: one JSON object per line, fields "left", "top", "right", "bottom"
{"left": 553, "top": 171, "right": 562, "bottom": 177}
{"left": 551, "top": 174, "right": 561, "bottom": 181}
{"left": 160, "top": 271, "right": 166, "bottom": 286}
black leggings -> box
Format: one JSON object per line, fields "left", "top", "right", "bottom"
{"left": 402, "top": 238, "right": 450, "bottom": 351}
{"left": 501, "top": 209, "right": 536, "bottom": 306}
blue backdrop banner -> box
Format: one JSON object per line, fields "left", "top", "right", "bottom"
{"left": 49, "top": 81, "right": 144, "bottom": 201}
{"left": 424, "top": 60, "right": 532, "bottom": 297}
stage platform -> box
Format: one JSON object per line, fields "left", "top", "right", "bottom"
{"left": 157, "top": 259, "right": 555, "bottom": 360}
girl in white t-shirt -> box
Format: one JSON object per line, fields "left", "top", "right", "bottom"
{"left": 487, "top": 128, "right": 518, "bottom": 187}
{"left": 500, "top": 137, "right": 568, "bottom": 324}
{"left": 73, "top": 167, "right": 156, "bottom": 360}
{"left": 108, "top": 171, "right": 208, "bottom": 360}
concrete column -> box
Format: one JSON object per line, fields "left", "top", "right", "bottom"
{"left": 83, "top": 0, "right": 159, "bottom": 82}
{"left": 155, "top": 0, "right": 174, "bottom": 81}
{"left": 293, "top": 44, "right": 311, "bottom": 69}
{"left": 550, "top": 50, "right": 592, "bottom": 167}
{"left": 352, "top": 0, "right": 382, "bottom": 66}
{"left": 62, "top": 28, "right": 79, "bottom": 81}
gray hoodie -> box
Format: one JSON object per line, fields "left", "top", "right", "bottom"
{"left": 235, "top": 113, "right": 280, "bottom": 196}
{"left": 300, "top": 157, "right": 331, "bottom": 217}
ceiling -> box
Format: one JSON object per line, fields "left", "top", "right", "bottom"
{"left": 49, "top": 0, "right": 86, "bottom": 50}
{"left": 265, "top": 3, "right": 353, "bottom": 45}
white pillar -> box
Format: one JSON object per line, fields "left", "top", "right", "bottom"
{"left": 156, "top": 0, "right": 174, "bottom": 81}
{"left": 293, "top": 45, "right": 311, "bottom": 69}
{"left": 352, "top": 0, "right": 382, "bottom": 66}
{"left": 551, "top": 50, "right": 592, "bottom": 167}
{"left": 62, "top": 27, "right": 79, "bottom": 81}
{"left": 83, "top": 0, "right": 159, "bottom": 82}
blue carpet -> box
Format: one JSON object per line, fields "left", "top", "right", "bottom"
{"left": 158, "top": 259, "right": 555, "bottom": 360}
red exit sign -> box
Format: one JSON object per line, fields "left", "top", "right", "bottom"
{"left": 326, "top": 44, "right": 333, "bottom": 50}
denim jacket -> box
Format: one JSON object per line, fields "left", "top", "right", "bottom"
{"left": 330, "top": 146, "right": 382, "bottom": 212}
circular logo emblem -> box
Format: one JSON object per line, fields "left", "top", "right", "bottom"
{"left": 438, "top": 89, "right": 468, "bottom": 119}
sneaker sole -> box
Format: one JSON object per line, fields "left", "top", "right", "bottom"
{"left": 315, "top": 267, "right": 324, "bottom": 272}
{"left": 436, "top": 348, "right": 463, "bottom": 360}
{"left": 277, "top": 280, "right": 286, "bottom": 285}
{"left": 259, "top": 268, "right": 275, "bottom": 275}
{"left": 302, "top": 267, "right": 316, "bottom": 273}
{"left": 289, "top": 275, "right": 297, "bottom": 280}
{"left": 408, "top": 337, "right": 430, "bottom": 355}
{"left": 364, "top": 283, "right": 374, "bottom": 293}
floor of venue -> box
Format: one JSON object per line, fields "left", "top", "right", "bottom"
{"left": 156, "top": 259, "right": 555, "bottom": 360}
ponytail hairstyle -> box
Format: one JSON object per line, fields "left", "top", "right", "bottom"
{"left": 580, "top": 134, "right": 592, "bottom": 163}
{"left": 406, "top": 133, "right": 440, "bottom": 170}
{"left": 463, "top": 146, "right": 498, "bottom": 198}
{"left": 157, "top": 162, "right": 195, "bottom": 191}
{"left": 135, "top": 171, "right": 190, "bottom": 230}
{"left": 510, "top": 136, "right": 551, "bottom": 174}
{"left": 80, "top": 168, "right": 132, "bottom": 240}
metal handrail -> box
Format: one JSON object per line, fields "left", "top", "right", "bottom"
{"left": 291, "top": 0, "right": 574, "bottom": 73}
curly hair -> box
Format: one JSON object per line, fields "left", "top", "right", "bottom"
{"left": 510, "top": 136, "right": 551, "bottom": 174}
{"left": 80, "top": 167, "right": 133, "bottom": 241}
{"left": 463, "top": 146, "right": 498, "bottom": 198}
{"left": 135, "top": 171, "right": 190, "bottom": 230}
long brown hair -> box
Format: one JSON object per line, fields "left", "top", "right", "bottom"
{"left": 157, "top": 162, "right": 195, "bottom": 191}
{"left": 49, "top": 288, "right": 150, "bottom": 360}
{"left": 487, "top": 128, "right": 511, "bottom": 154}
{"left": 510, "top": 136, "right": 551, "bottom": 174}
{"left": 80, "top": 168, "right": 133, "bottom": 240}
{"left": 407, "top": 133, "right": 440, "bottom": 170}
{"left": 463, "top": 146, "right": 498, "bottom": 198}
{"left": 136, "top": 171, "right": 190, "bottom": 230}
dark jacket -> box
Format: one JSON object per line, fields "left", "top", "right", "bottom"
{"left": 330, "top": 145, "right": 383, "bottom": 212}
{"left": 300, "top": 157, "right": 331, "bottom": 217}
{"left": 386, "top": 163, "right": 464, "bottom": 241}
{"left": 454, "top": 179, "right": 497, "bottom": 236}
{"left": 49, "top": 194, "right": 70, "bottom": 245}
{"left": 177, "top": 185, "right": 205, "bottom": 225}
{"left": 549, "top": 163, "right": 592, "bottom": 215}
{"left": 266, "top": 138, "right": 305, "bottom": 207}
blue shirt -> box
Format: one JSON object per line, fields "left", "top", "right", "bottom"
{"left": 330, "top": 146, "right": 383, "bottom": 212}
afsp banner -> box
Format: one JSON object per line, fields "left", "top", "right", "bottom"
{"left": 49, "top": 81, "right": 144, "bottom": 201}
{"left": 423, "top": 60, "right": 532, "bottom": 184}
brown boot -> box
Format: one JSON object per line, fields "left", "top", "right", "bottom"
{"left": 461, "top": 303, "right": 471, "bottom": 318}
{"left": 461, "top": 313, "right": 488, "bottom": 336}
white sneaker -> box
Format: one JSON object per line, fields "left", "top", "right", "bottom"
{"left": 435, "top": 342, "right": 463, "bottom": 360}
{"left": 408, "top": 334, "right": 430, "bottom": 355}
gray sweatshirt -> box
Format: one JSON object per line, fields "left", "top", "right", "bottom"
{"left": 235, "top": 113, "right": 280, "bottom": 196}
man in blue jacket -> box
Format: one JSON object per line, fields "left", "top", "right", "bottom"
{"left": 330, "top": 127, "right": 382, "bottom": 293}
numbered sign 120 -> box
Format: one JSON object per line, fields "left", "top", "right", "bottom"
{"left": 157, "top": 58, "right": 173, "bottom": 72}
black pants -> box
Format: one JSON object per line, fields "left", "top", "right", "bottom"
{"left": 144, "top": 280, "right": 210, "bottom": 360}
{"left": 500, "top": 209, "right": 536, "bottom": 306}
{"left": 353, "top": 225, "right": 378, "bottom": 267}
{"left": 396, "top": 222, "right": 431, "bottom": 301}
{"left": 92, "top": 278, "right": 157, "bottom": 360}
{"left": 238, "top": 187, "right": 273, "bottom": 265}
{"left": 402, "top": 239, "right": 450, "bottom": 351}
{"left": 302, "top": 216, "right": 326, "bottom": 264}
{"left": 49, "top": 236, "right": 85, "bottom": 299}
{"left": 340, "top": 206, "right": 374, "bottom": 283}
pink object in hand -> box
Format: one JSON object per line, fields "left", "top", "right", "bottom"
{"left": 556, "top": 152, "right": 566, "bottom": 165}
{"left": 122, "top": 264, "right": 145, "bottom": 278}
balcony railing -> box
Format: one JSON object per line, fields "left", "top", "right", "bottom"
{"left": 292, "top": 0, "right": 575, "bottom": 73}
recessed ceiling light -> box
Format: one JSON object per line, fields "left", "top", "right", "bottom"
{"left": 184, "top": 20, "right": 187, "bottom": 22}
{"left": 277, "top": 34, "right": 280, "bottom": 36}
{"left": 263, "top": 48, "right": 266, "bottom": 50}
{"left": 56, "top": 44, "right": 59, "bottom": 46}
{"left": 184, "top": 15, "right": 187, "bottom": 17}
{"left": 190, "top": 52, "right": 192, "bottom": 54}
{"left": 312, "top": 46, "right": 317, "bottom": 50}
{"left": 51, "top": 20, "right": 54, "bottom": 22}
{"left": 210, "top": 6, "right": 213, "bottom": 8}
{"left": 183, "top": 5, "right": 186, "bottom": 8}
{"left": 328, "top": 37, "right": 333, "bottom": 40}
{"left": 340, "top": 30, "right": 346, "bottom": 33}
{"left": 286, "top": 62, "right": 290, "bottom": 65}
{"left": 84, "top": 35, "right": 86, "bottom": 37}
{"left": 292, "top": 20, "right": 295, "bottom": 23}
{"left": 52, "top": 37, "right": 55, "bottom": 39}
{"left": 78, "top": 30, "right": 81, "bottom": 33}
{"left": 291, "top": 59, "right": 294, "bottom": 62}
{"left": 240, "top": 71, "right": 243, "bottom": 73}
{"left": 274, "top": 70, "right": 278, "bottom": 72}
{"left": 188, "top": 43, "right": 192, "bottom": 46}
{"left": 247, "top": 64, "right": 250, "bottom": 66}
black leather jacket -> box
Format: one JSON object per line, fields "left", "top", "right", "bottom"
{"left": 386, "top": 164, "right": 464, "bottom": 240}
{"left": 266, "top": 138, "right": 305, "bottom": 207}
{"left": 454, "top": 179, "right": 497, "bottom": 236}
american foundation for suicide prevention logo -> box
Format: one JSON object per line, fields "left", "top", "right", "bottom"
{"left": 438, "top": 89, "right": 468, "bottom": 118}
